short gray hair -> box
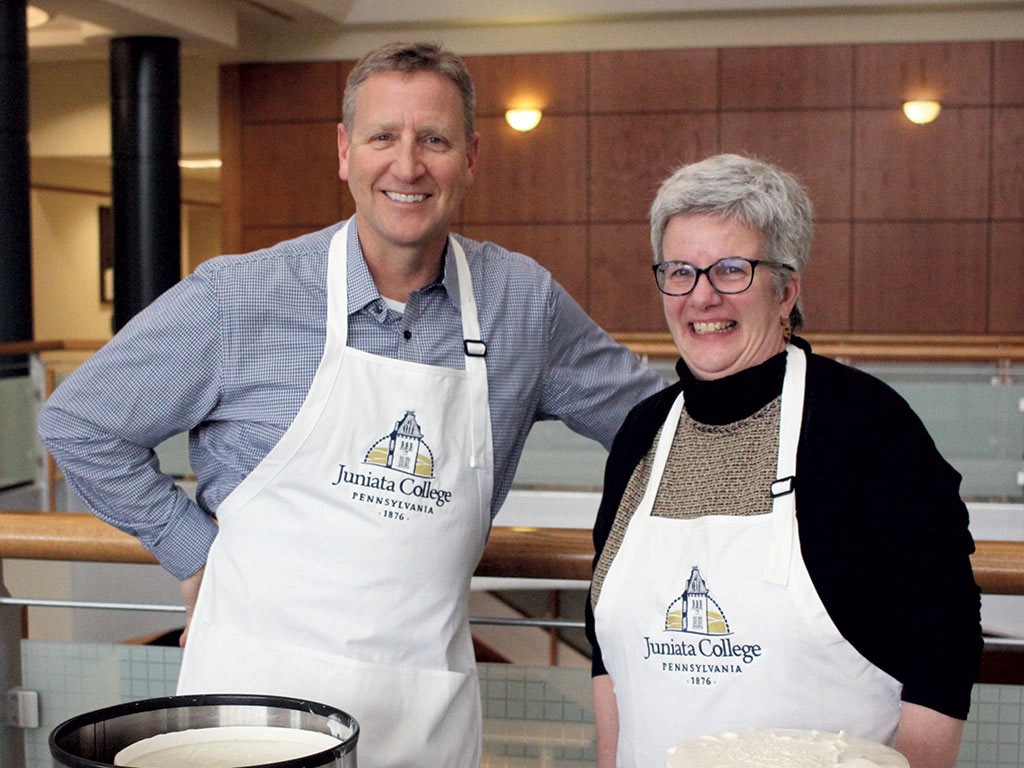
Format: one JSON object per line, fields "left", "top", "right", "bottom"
{"left": 342, "top": 42, "right": 476, "bottom": 141}
{"left": 649, "top": 154, "right": 813, "bottom": 329}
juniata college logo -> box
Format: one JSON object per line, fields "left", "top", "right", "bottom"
{"left": 642, "top": 565, "right": 763, "bottom": 686}
{"left": 364, "top": 410, "right": 434, "bottom": 477}
{"left": 330, "top": 411, "right": 453, "bottom": 520}
{"left": 665, "top": 565, "right": 730, "bottom": 635}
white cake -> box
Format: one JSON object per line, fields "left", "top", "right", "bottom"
{"left": 114, "top": 725, "right": 343, "bottom": 768}
{"left": 665, "top": 728, "right": 909, "bottom": 767}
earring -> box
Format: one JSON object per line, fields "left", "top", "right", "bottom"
{"left": 782, "top": 317, "right": 792, "bottom": 344}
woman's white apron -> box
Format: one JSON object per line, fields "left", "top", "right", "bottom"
{"left": 178, "top": 222, "right": 493, "bottom": 768}
{"left": 594, "top": 346, "right": 901, "bottom": 768}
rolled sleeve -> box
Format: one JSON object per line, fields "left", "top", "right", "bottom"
{"left": 38, "top": 269, "right": 225, "bottom": 579}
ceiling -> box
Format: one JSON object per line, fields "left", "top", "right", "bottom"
{"left": 27, "top": 0, "right": 1024, "bottom": 62}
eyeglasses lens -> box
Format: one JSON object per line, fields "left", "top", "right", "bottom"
{"left": 657, "top": 258, "right": 755, "bottom": 295}
{"left": 710, "top": 259, "right": 754, "bottom": 292}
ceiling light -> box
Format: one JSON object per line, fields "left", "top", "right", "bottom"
{"left": 179, "top": 159, "right": 223, "bottom": 170}
{"left": 26, "top": 5, "right": 50, "bottom": 29}
{"left": 902, "top": 100, "right": 941, "bottom": 125}
{"left": 505, "top": 109, "right": 542, "bottom": 132}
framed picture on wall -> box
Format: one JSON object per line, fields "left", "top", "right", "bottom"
{"left": 99, "top": 205, "right": 113, "bottom": 304}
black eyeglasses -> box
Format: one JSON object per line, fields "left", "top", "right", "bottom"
{"left": 652, "top": 258, "right": 793, "bottom": 296}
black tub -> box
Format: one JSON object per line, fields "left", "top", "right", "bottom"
{"left": 49, "top": 694, "right": 358, "bottom": 768}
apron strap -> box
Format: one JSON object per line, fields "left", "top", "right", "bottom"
{"left": 635, "top": 392, "right": 686, "bottom": 521}
{"left": 763, "top": 344, "right": 807, "bottom": 585}
{"left": 450, "top": 237, "right": 491, "bottom": 470}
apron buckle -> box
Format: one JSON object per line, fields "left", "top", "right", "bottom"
{"left": 770, "top": 475, "right": 796, "bottom": 498}
{"left": 463, "top": 339, "right": 487, "bottom": 357}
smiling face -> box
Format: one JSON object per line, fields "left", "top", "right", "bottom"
{"left": 661, "top": 214, "right": 800, "bottom": 380}
{"left": 338, "top": 70, "right": 479, "bottom": 268}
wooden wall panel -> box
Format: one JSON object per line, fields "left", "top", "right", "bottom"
{"left": 589, "top": 49, "right": 717, "bottom": 113}
{"left": 854, "top": 109, "right": 990, "bottom": 220}
{"left": 463, "top": 116, "right": 587, "bottom": 224}
{"left": 994, "top": 42, "right": 1024, "bottom": 105}
{"left": 992, "top": 109, "right": 1024, "bottom": 218}
{"left": 220, "top": 65, "right": 243, "bottom": 255}
{"left": 989, "top": 222, "right": 1024, "bottom": 333}
{"left": 464, "top": 53, "right": 587, "bottom": 116}
{"left": 458, "top": 224, "right": 588, "bottom": 309}
{"left": 852, "top": 222, "right": 988, "bottom": 332}
{"left": 242, "top": 227, "right": 321, "bottom": 253}
{"left": 855, "top": 42, "right": 991, "bottom": 106}
{"left": 223, "top": 40, "right": 1023, "bottom": 337}
{"left": 800, "top": 222, "right": 851, "bottom": 332}
{"left": 240, "top": 62, "right": 340, "bottom": 122}
{"left": 589, "top": 113, "right": 718, "bottom": 223}
{"left": 335, "top": 60, "right": 356, "bottom": 120}
{"left": 589, "top": 224, "right": 663, "bottom": 332}
{"left": 720, "top": 46, "right": 853, "bottom": 109}
{"left": 720, "top": 110, "right": 853, "bottom": 219}
{"left": 241, "top": 122, "right": 341, "bottom": 228}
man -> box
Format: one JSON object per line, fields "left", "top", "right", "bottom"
{"left": 38, "top": 42, "right": 664, "bottom": 768}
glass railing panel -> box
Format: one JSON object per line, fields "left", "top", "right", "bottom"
{"left": 0, "top": 375, "right": 40, "bottom": 489}
{"left": 855, "top": 361, "right": 1024, "bottom": 502}
{"left": 512, "top": 358, "right": 1023, "bottom": 502}
{"left": 6, "top": 355, "right": 1021, "bottom": 501}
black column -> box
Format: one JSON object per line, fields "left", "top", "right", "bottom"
{"left": 110, "top": 36, "right": 181, "bottom": 331}
{"left": 0, "top": 0, "right": 33, "bottom": 366}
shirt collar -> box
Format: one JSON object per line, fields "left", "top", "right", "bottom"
{"left": 345, "top": 216, "right": 459, "bottom": 318}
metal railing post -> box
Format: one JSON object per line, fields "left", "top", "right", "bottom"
{"left": 0, "top": 560, "right": 27, "bottom": 768}
{"left": 28, "top": 350, "right": 51, "bottom": 512}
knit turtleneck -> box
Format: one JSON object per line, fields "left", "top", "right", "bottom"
{"left": 676, "top": 344, "right": 789, "bottom": 426}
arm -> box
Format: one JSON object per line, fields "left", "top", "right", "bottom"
{"left": 798, "top": 355, "right": 982, "bottom": 723}
{"left": 178, "top": 565, "right": 206, "bottom": 647}
{"left": 593, "top": 674, "right": 619, "bottom": 768}
{"left": 539, "top": 281, "right": 664, "bottom": 449}
{"left": 895, "top": 702, "right": 964, "bottom": 768}
{"left": 37, "top": 270, "right": 224, "bottom": 580}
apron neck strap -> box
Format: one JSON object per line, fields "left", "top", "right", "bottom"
{"left": 763, "top": 343, "right": 807, "bottom": 585}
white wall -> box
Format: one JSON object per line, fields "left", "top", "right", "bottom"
{"left": 31, "top": 186, "right": 113, "bottom": 341}
{"left": 29, "top": 56, "right": 220, "bottom": 159}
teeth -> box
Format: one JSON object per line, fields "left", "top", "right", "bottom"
{"left": 692, "top": 321, "right": 735, "bottom": 335}
{"left": 385, "top": 191, "right": 427, "bottom": 203}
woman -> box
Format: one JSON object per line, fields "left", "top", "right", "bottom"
{"left": 586, "top": 154, "right": 981, "bottom": 768}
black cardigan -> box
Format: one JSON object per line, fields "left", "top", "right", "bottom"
{"left": 586, "top": 337, "right": 982, "bottom": 720}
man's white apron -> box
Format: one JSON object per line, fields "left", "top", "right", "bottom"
{"left": 594, "top": 346, "right": 902, "bottom": 768}
{"left": 178, "top": 222, "right": 493, "bottom": 768}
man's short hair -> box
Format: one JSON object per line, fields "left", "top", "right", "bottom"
{"left": 342, "top": 42, "right": 475, "bottom": 140}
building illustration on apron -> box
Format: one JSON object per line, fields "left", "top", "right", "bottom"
{"left": 364, "top": 410, "right": 434, "bottom": 477}
{"left": 665, "top": 566, "right": 730, "bottom": 635}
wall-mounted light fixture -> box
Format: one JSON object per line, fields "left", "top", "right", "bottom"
{"left": 505, "top": 108, "right": 543, "bottom": 132}
{"left": 179, "top": 159, "right": 223, "bottom": 170}
{"left": 902, "top": 100, "right": 941, "bottom": 125}
{"left": 26, "top": 5, "right": 50, "bottom": 28}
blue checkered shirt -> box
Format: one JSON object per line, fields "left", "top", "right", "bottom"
{"left": 38, "top": 218, "right": 665, "bottom": 579}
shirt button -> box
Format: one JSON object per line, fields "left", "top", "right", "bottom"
{"left": 403, "top": 330, "right": 412, "bottom": 340}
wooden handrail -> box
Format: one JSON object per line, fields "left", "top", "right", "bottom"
{"left": 2, "top": 511, "right": 1022, "bottom": 594}
{"left": 612, "top": 332, "right": 1024, "bottom": 363}
{"left": 4, "top": 336, "right": 1024, "bottom": 363}
{"left": 1, "top": 511, "right": 157, "bottom": 565}
{"left": 0, "top": 340, "right": 105, "bottom": 356}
